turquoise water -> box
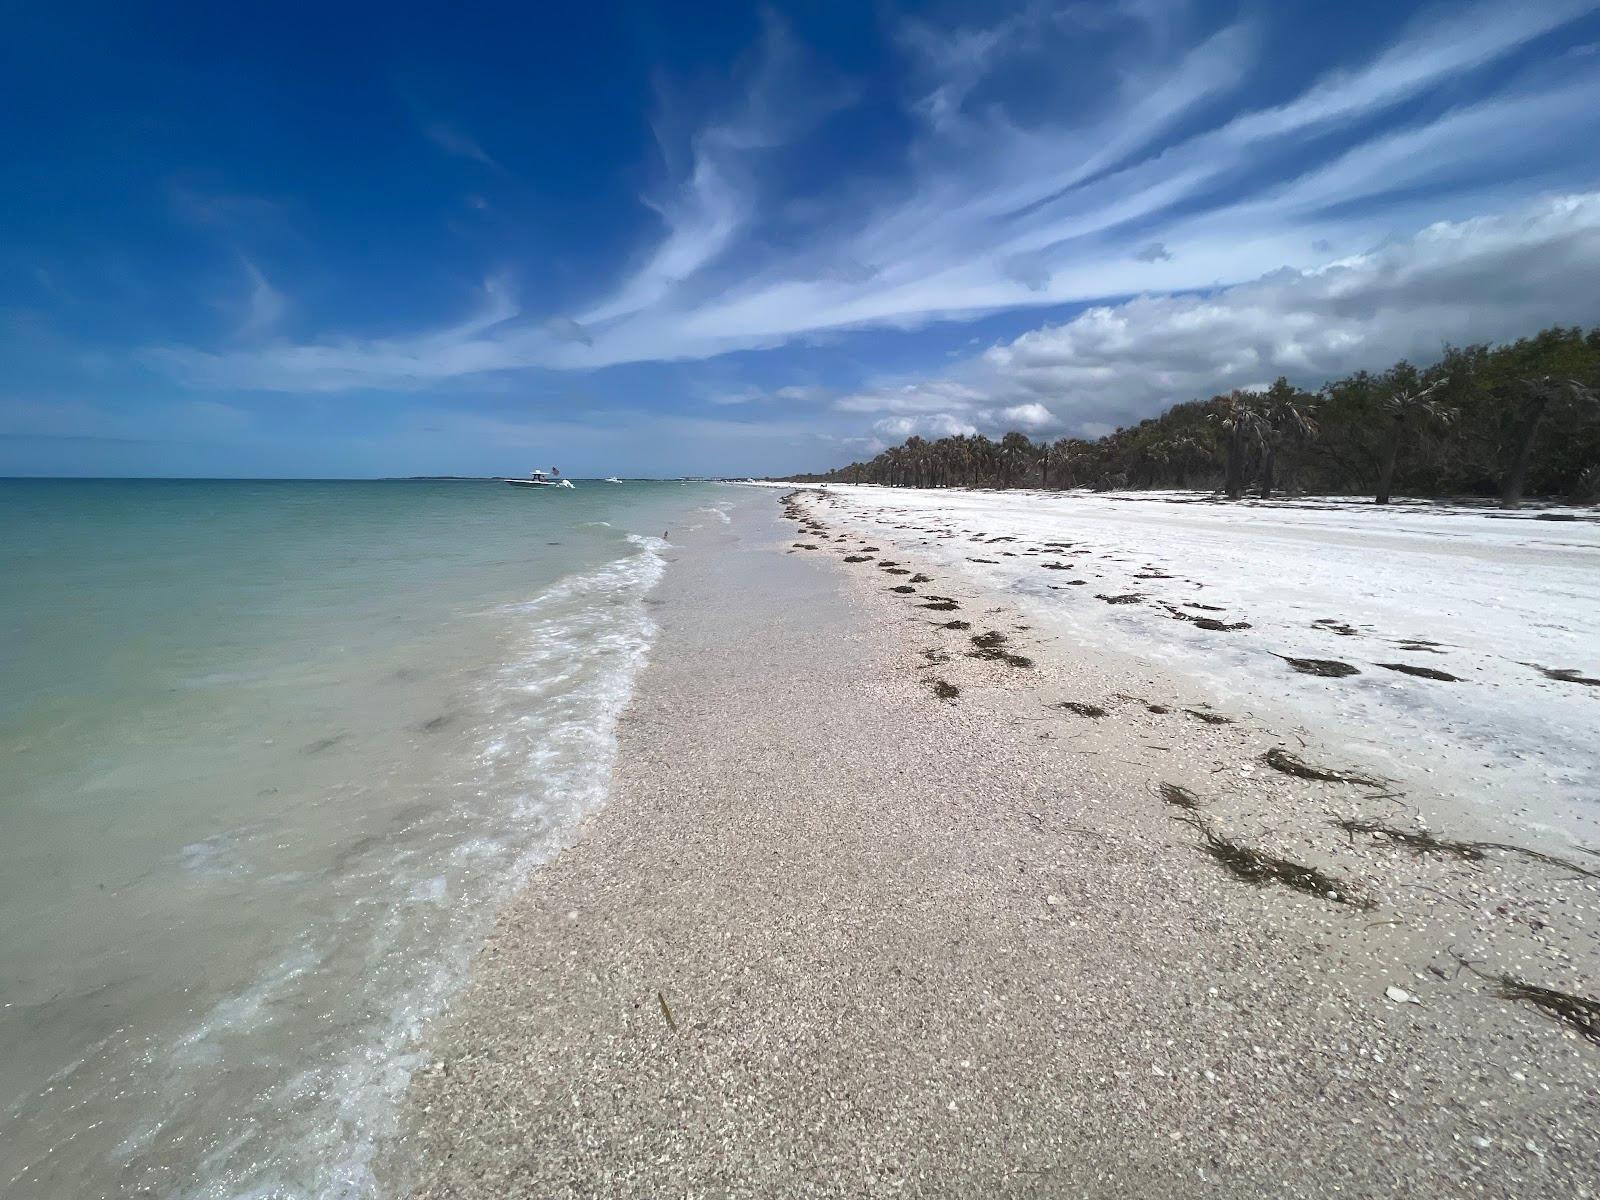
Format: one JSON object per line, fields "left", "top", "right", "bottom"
{"left": 0, "top": 479, "right": 726, "bottom": 1198}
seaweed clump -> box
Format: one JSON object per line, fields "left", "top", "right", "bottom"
{"left": 941, "top": 619, "right": 971, "bottom": 631}
{"left": 1313, "top": 618, "right": 1361, "bottom": 636}
{"left": 1376, "top": 662, "right": 1461, "bottom": 682}
{"left": 1184, "top": 708, "right": 1232, "bottom": 725}
{"left": 1056, "top": 701, "right": 1107, "bottom": 718}
{"left": 890, "top": 584, "right": 916, "bottom": 594}
{"left": 1530, "top": 664, "right": 1600, "bottom": 687}
{"left": 1339, "top": 818, "right": 1599, "bottom": 879}
{"left": 930, "top": 679, "right": 960, "bottom": 701}
{"left": 1158, "top": 783, "right": 1204, "bottom": 811}
{"left": 967, "top": 630, "right": 1033, "bottom": 669}
{"left": 1162, "top": 605, "right": 1252, "bottom": 632}
{"left": 1263, "top": 747, "right": 1384, "bottom": 787}
{"left": 1174, "top": 812, "right": 1371, "bottom": 908}
{"left": 1334, "top": 818, "right": 1484, "bottom": 861}
{"left": 1277, "top": 655, "right": 1359, "bottom": 678}
{"left": 843, "top": 554, "right": 874, "bottom": 563}
{"left": 1496, "top": 977, "right": 1600, "bottom": 1045}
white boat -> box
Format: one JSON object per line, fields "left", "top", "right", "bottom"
{"left": 604, "top": 476, "right": 623, "bottom": 484}
{"left": 505, "top": 468, "right": 574, "bottom": 489}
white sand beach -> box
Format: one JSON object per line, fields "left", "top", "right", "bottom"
{"left": 387, "top": 486, "right": 1600, "bottom": 1197}
{"left": 796, "top": 485, "right": 1600, "bottom": 839}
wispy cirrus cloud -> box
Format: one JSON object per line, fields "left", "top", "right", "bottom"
{"left": 236, "top": 261, "right": 286, "bottom": 339}
{"left": 146, "top": 0, "right": 1600, "bottom": 397}
{"left": 419, "top": 118, "right": 503, "bottom": 171}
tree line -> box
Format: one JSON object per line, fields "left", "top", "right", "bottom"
{"left": 798, "top": 325, "right": 1600, "bottom": 506}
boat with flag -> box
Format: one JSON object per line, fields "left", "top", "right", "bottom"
{"left": 505, "top": 468, "right": 575, "bottom": 489}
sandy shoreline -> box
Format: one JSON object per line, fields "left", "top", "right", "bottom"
{"left": 386, "top": 487, "right": 1598, "bottom": 1197}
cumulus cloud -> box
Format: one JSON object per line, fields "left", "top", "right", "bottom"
{"left": 956, "top": 193, "right": 1600, "bottom": 432}
{"left": 874, "top": 413, "right": 978, "bottom": 440}
{"left": 826, "top": 382, "right": 1059, "bottom": 442}
{"left": 810, "top": 192, "right": 1600, "bottom": 443}
{"left": 994, "top": 402, "right": 1057, "bottom": 431}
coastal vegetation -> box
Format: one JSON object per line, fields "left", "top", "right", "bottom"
{"left": 807, "top": 325, "right": 1600, "bottom": 505}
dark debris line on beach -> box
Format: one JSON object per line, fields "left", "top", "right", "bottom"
{"left": 787, "top": 491, "right": 1600, "bottom": 1068}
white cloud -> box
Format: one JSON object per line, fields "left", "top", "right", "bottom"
{"left": 146, "top": 1, "right": 1600, "bottom": 392}
{"left": 808, "top": 193, "right": 1600, "bottom": 441}
{"left": 830, "top": 386, "right": 1058, "bottom": 441}
{"left": 949, "top": 193, "right": 1600, "bottom": 433}
{"left": 874, "top": 413, "right": 978, "bottom": 440}
{"left": 994, "top": 402, "right": 1057, "bottom": 431}
{"left": 544, "top": 316, "right": 593, "bottom": 346}
{"left": 237, "top": 261, "right": 285, "bottom": 339}
{"left": 835, "top": 379, "right": 988, "bottom": 416}
{"left": 150, "top": 274, "right": 522, "bottom": 392}
{"left": 578, "top": 15, "right": 855, "bottom": 328}
{"left": 420, "top": 120, "right": 502, "bottom": 170}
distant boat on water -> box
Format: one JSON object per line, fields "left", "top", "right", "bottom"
{"left": 505, "top": 468, "right": 574, "bottom": 489}
{"left": 604, "top": 476, "right": 623, "bottom": 483}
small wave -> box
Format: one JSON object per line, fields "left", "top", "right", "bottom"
{"left": 29, "top": 538, "right": 674, "bottom": 1200}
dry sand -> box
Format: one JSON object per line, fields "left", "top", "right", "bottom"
{"left": 385, "top": 488, "right": 1599, "bottom": 1198}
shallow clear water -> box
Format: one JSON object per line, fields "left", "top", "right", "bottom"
{"left": 0, "top": 478, "right": 726, "bottom": 1198}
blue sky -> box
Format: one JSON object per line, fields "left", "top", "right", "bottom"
{"left": 4, "top": 0, "right": 1600, "bottom": 477}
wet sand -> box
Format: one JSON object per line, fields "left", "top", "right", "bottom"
{"left": 387, "top": 488, "right": 1599, "bottom": 1198}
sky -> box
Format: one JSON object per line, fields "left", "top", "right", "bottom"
{"left": 4, "top": 0, "right": 1600, "bottom": 478}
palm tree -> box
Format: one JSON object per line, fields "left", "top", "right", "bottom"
{"left": 1154, "top": 434, "right": 1208, "bottom": 487}
{"left": 947, "top": 433, "right": 974, "bottom": 487}
{"left": 1374, "top": 376, "right": 1451, "bottom": 504}
{"left": 901, "top": 436, "right": 929, "bottom": 488}
{"left": 1571, "top": 465, "right": 1600, "bottom": 505}
{"left": 1499, "top": 376, "right": 1597, "bottom": 507}
{"left": 1257, "top": 378, "right": 1318, "bottom": 498}
{"left": 1049, "top": 437, "right": 1080, "bottom": 489}
{"left": 968, "top": 434, "right": 995, "bottom": 486}
{"left": 999, "top": 432, "right": 1036, "bottom": 488}
{"left": 1213, "top": 392, "right": 1267, "bottom": 500}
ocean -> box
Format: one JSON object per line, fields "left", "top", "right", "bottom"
{"left": 0, "top": 478, "right": 727, "bottom": 1198}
